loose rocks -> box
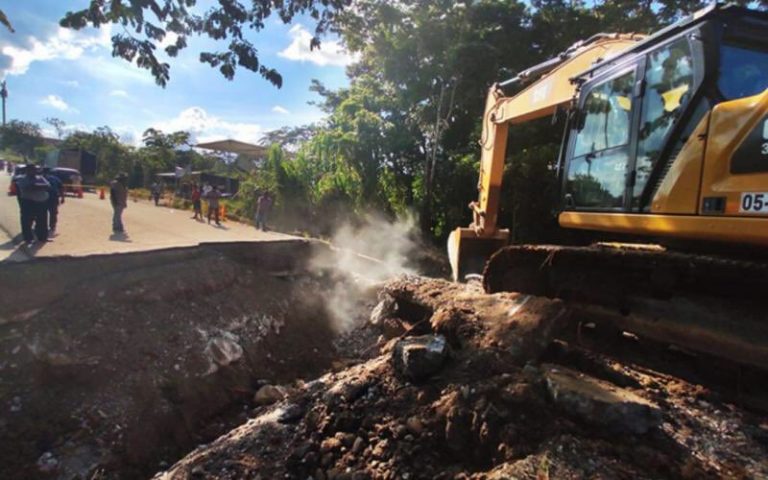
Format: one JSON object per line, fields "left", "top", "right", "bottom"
{"left": 254, "top": 385, "right": 287, "bottom": 406}
{"left": 392, "top": 334, "right": 448, "bottom": 381}
{"left": 543, "top": 365, "right": 662, "bottom": 434}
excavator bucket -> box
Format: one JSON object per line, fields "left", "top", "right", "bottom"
{"left": 447, "top": 227, "right": 509, "bottom": 282}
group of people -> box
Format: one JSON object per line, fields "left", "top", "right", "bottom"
{"left": 13, "top": 165, "right": 64, "bottom": 247}
{"left": 189, "top": 183, "right": 223, "bottom": 225}
{"left": 105, "top": 174, "right": 275, "bottom": 233}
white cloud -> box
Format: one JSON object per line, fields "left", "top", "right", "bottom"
{"left": 278, "top": 25, "right": 358, "bottom": 67}
{"left": 40, "top": 94, "right": 75, "bottom": 112}
{"left": 79, "top": 55, "right": 154, "bottom": 85}
{"left": 152, "top": 106, "right": 263, "bottom": 144}
{"left": 110, "top": 89, "right": 129, "bottom": 97}
{"left": 272, "top": 105, "right": 290, "bottom": 115}
{"left": 62, "top": 80, "right": 79, "bottom": 88}
{"left": 1, "top": 26, "right": 111, "bottom": 77}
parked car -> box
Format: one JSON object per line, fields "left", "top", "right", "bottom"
{"left": 51, "top": 167, "right": 83, "bottom": 196}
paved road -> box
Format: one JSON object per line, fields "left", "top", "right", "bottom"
{"left": 0, "top": 175, "right": 293, "bottom": 262}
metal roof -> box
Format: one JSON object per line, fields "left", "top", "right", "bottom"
{"left": 195, "top": 139, "right": 267, "bottom": 157}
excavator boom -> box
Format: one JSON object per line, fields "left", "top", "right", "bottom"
{"left": 449, "top": 34, "right": 642, "bottom": 280}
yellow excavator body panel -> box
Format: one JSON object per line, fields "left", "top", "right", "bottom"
{"left": 699, "top": 88, "right": 768, "bottom": 216}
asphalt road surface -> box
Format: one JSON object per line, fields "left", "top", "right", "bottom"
{"left": 0, "top": 174, "right": 293, "bottom": 262}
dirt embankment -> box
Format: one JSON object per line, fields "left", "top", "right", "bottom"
{"left": 0, "top": 241, "right": 380, "bottom": 479}
{"left": 2, "top": 248, "right": 767, "bottom": 479}
{"left": 155, "top": 277, "right": 768, "bottom": 480}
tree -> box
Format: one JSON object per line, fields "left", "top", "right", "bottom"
{"left": 62, "top": 127, "right": 134, "bottom": 183}
{"left": 44, "top": 117, "right": 67, "bottom": 139}
{"left": 0, "top": 120, "right": 43, "bottom": 160}
{"left": 59, "top": 0, "right": 352, "bottom": 87}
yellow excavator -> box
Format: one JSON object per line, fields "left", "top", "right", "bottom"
{"left": 449, "top": 3, "right": 768, "bottom": 369}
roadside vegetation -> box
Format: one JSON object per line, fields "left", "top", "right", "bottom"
{"left": 2, "top": 0, "right": 765, "bottom": 242}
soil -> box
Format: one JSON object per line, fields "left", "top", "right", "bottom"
{"left": 0, "top": 241, "right": 380, "bottom": 479}
{"left": 2, "top": 248, "right": 767, "bottom": 479}
{"left": 153, "top": 277, "right": 768, "bottom": 480}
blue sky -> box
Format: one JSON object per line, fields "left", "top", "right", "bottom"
{"left": 0, "top": 1, "right": 354, "bottom": 145}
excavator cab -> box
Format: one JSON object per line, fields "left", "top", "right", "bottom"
{"left": 559, "top": 5, "right": 768, "bottom": 241}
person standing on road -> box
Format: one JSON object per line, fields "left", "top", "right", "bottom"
{"left": 17, "top": 165, "right": 51, "bottom": 246}
{"left": 254, "top": 191, "right": 273, "bottom": 231}
{"left": 190, "top": 184, "right": 203, "bottom": 220}
{"left": 110, "top": 173, "right": 129, "bottom": 233}
{"left": 42, "top": 167, "right": 64, "bottom": 236}
{"left": 151, "top": 181, "right": 161, "bottom": 206}
{"left": 206, "top": 185, "right": 221, "bottom": 225}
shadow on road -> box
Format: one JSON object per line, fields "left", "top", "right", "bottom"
{"left": 109, "top": 233, "right": 132, "bottom": 242}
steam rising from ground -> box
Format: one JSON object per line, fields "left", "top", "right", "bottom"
{"left": 311, "top": 214, "right": 419, "bottom": 331}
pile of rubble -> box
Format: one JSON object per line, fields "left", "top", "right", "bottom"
{"left": 156, "top": 277, "right": 768, "bottom": 479}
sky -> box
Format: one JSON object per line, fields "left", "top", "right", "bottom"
{"left": 0, "top": 1, "right": 356, "bottom": 146}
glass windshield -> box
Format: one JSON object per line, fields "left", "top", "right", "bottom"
{"left": 573, "top": 71, "right": 635, "bottom": 157}
{"left": 719, "top": 44, "right": 768, "bottom": 100}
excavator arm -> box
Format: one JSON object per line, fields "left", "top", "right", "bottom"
{"left": 449, "top": 34, "right": 642, "bottom": 281}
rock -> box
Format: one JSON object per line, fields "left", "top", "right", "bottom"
{"left": 392, "top": 334, "right": 448, "bottom": 382}
{"left": 36, "top": 452, "right": 58, "bottom": 473}
{"left": 253, "top": 385, "right": 286, "bottom": 406}
{"left": 543, "top": 365, "right": 662, "bottom": 434}
{"left": 203, "top": 331, "right": 243, "bottom": 373}
{"left": 370, "top": 294, "right": 397, "bottom": 325}
{"left": 320, "top": 437, "right": 342, "bottom": 453}
{"left": 405, "top": 417, "right": 424, "bottom": 436}
{"left": 352, "top": 436, "right": 365, "bottom": 454}
{"left": 371, "top": 439, "right": 390, "bottom": 459}
{"left": 278, "top": 403, "right": 305, "bottom": 423}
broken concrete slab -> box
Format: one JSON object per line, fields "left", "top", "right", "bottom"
{"left": 543, "top": 364, "right": 662, "bottom": 434}
{"left": 392, "top": 334, "right": 448, "bottom": 381}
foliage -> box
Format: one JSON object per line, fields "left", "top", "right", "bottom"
{"left": 0, "top": 8, "right": 13, "bottom": 33}
{"left": 0, "top": 120, "right": 43, "bottom": 160}
{"left": 59, "top": 0, "right": 352, "bottom": 87}
{"left": 286, "top": 0, "right": 768, "bottom": 242}
{"left": 44, "top": 117, "right": 66, "bottom": 139}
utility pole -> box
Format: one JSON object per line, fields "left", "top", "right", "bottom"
{"left": 0, "top": 81, "right": 6, "bottom": 126}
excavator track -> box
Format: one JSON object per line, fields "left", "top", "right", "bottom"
{"left": 483, "top": 244, "right": 768, "bottom": 369}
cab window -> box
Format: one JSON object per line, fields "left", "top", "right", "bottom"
{"left": 719, "top": 44, "right": 768, "bottom": 100}
{"left": 567, "top": 70, "right": 636, "bottom": 209}
{"left": 633, "top": 38, "right": 694, "bottom": 205}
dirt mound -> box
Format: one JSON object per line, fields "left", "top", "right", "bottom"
{"left": 154, "top": 277, "right": 768, "bottom": 479}
{"left": 0, "top": 241, "right": 379, "bottom": 479}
